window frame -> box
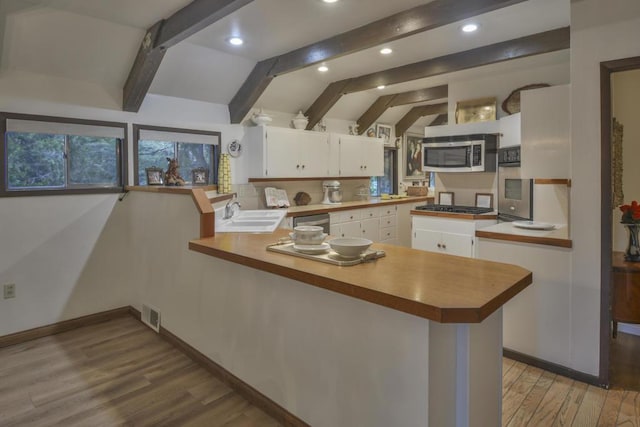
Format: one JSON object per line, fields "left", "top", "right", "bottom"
{"left": 132, "top": 124, "right": 221, "bottom": 186}
{"left": 0, "top": 112, "right": 128, "bottom": 197}
{"left": 370, "top": 146, "right": 398, "bottom": 196}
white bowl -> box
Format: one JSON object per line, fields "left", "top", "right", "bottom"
{"left": 328, "top": 237, "right": 372, "bottom": 258}
{"left": 289, "top": 232, "right": 327, "bottom": 245}
{"left": 252, "top": 114, "right": 272, "bottom": 125}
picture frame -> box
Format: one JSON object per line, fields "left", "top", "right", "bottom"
{"left": 404, "top": 133, "right": 425, "bottom": 179}
{"left": 455, "top": 97, "right": 497, "bottom": 124}
{"left": 145, "top": 167, "right": 164, "bottom": 185}
{"left": 475, "top": 193, "right": 494, "bottom": 209}
{"left": 376, "top": 123, "right": 392, "bottom": 145}
{"left": 191, "top": 167, "right": 209, "bottom": 185}
{"left": 438, "top": 191, "right": 454, "bottom": 206}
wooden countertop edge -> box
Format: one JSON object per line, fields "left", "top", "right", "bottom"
{"left": 188, "top": 239, "right": 531, "bottom": 324}
{"left": 475, "top": 230, "right": 573, "bottom": 248}
{"left": 126, "top": 185, "right": 217, "bottom": 194}
{"left": 410, "top": 210, "right": 499, "bottom": 220}
{"left": 612, "top": 251, "right": 640, "bottom": 272}
{"left": 286, "top": 197, "right": 432, "bottom": 217}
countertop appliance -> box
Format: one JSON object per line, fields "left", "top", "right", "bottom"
{"left": 422, "top": 134, "right": 497, "bottom": 173}
{"left": 497, "top": 146, "right": 533, "bottom": 221}
{"left": 292, "top": 213, "right": 330, "bottom": 234}
{"left": 322, "top": 180, "right": 342, "bottom": 204}
{"left": 414, "top": 204, "right": 494, "bottom": 215}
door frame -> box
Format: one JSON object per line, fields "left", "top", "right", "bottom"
{"left": 599, "top": 55, "right": 640, "bottom": 386}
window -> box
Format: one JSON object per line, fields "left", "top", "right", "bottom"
{"left": 370, "top": 147, "right": 398, "bottom": 196}
{"left": 133, "top": 125, "right": 220, "bottom": 186}
{"left": 1, "top": 113, "right": 126, "bottom": 196}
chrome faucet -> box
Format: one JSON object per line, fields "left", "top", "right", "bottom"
{"left": 223, "top": 196, "right": 241, "bottom": 219}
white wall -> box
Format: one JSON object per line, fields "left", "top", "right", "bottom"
{"left": 612, "top": 69, "right": 640, "bottom": 251}
{"left": 0, "top": 71, "right": 245, "bottom": 336}
{"left": 570, "top": 0, "right": 640, "bottom": 375}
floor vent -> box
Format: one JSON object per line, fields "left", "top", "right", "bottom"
{"left": 141, "top": 304, "right": 161, "bottom": 332}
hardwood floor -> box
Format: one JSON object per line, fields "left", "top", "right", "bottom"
{"left": 1, "top": 316, "right": 639, "bottom": 426}
{"left": 610, "top": 331, "right": 640, "bottom": 391}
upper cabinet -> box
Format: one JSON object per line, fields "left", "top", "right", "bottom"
{"left": 334, "top": 134, "right": 384, "bottom": 177}
{"left": 247, "top": 126, "right": 332, "bottom": 178}
{"left": 247, "top": 127, "right": 383, "bottom": 179}
{"left": 520, "top": 84, "right": 570, "bottom": 179}
{"left": 498, "top": 113, "right": 521, "bottom": 148}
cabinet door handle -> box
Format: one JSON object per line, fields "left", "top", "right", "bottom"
{"left": 437, "top": 243, "right": 442, "bottom": 248}
{"left": 364, "top": 165, "right": 367, "bottom": 169}
{"left": 301, "top": 165, "right": 305, "bottom": 169}
{"left": 296, "top": 164, "right": 300, "bottom": 169}
{"left": 442, "top": 244, "right": 447, "bottom": 249}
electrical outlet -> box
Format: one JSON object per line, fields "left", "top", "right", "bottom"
{"left": 3, "top": 283, "right": 15, "bottom": 299}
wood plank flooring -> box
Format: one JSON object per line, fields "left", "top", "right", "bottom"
{"left": 1, "top": 316, "right": 639, "bottom": 426}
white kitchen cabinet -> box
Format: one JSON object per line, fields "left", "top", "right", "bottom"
{"left": 498, "top": 113, "right": 521, "bottom": 148}
{"left": 411, "top": 215, "right": 496, "bottom": 258}
{"left": 336, "top": 134, "right": 384, "bottom": 177}
{"left": 361, "top": 217, "right": 380, "bottom": 242}
{"left": 520, "top": 84, "right": 570, "bottom": 179}
{"left": 329, "top": 205, "right": 398, "bottom": 243}
{"left": 248, "top": 126, "right": 331, "bottom": 178}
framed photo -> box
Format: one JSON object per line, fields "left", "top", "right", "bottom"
{"left": 376, "top": 123, "right": 392, "bottom": 145}
{"left": 475, "top": 193, "right": 494, "bottom": 209}
{"left": 438, "top": 191, "right": 454, "bottom": 206}
{"left": 191, "top": 167, "right": 209, "bottom": 185}
{"left": 145, "top": 167, "right": 164, "bottom": 185}
{"left": 366, "top": 127, "right": 376, "bottom": 137}
{"left": 404, "top": 133, "right": 425, "bottom": 179}
{"left": 455, "top": 97, "right": 497, "bottom": 124}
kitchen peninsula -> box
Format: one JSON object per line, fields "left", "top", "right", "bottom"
{"left": 189, "top": 230, "right": 532, "bottom": 427}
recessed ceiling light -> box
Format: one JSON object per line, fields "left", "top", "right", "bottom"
{"left": 227, "top": 37, "right": 244, "bottom": 46}
{"left": 323, "top": 0, "right": 339, "bottom": 3}
{"left": 318, "top": 65, "right": 329, "bottom": 72}
{"left": 377, "top": 85, "right": 386, "bottom": 90}
{"left": 380, "top": 48, "right": 393, "bottom": 55}
{"left": 462, "top": 23, "right": 478, "bottom": 33}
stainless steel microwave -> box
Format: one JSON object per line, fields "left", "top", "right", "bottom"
{"left": 422, "top": 134, "right": 497, "bottom": 172}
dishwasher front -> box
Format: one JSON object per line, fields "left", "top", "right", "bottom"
{"left": 292, "top": 213, "right": 330, "bottom": 234}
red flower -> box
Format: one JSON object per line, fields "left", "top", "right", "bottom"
{"left": 621, "top": 201, "right": 640, "bottom": 223}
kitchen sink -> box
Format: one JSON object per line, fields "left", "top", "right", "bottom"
{"left": 215, "top": 208, "right": 286, "bottom": 233}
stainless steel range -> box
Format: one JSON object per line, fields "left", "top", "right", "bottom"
{"left": 414, "top": 204, "right": 494, "bottom": 214}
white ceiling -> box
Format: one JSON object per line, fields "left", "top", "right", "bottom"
{"left": 0, "top": 0, "right": 571, "bottom": 123}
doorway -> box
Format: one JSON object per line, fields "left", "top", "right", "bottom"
{"left": 600, "top": 56, "right": 640, "bottom": 389}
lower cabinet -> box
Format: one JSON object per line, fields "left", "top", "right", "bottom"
{"left": 412, "top": 215, "right": 496, "bottom": 258}
{"left": 330, "top": 205, "right": 398, "bottom": 244}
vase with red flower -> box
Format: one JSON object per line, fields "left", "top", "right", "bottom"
{"left": 620, "top": 201, "right": 640, "bottom": 262}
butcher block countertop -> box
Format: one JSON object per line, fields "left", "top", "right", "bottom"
{"left": 410, "top": 209, "right": 499, "bottom": 221}
{"left": 189, "top": 230, "right": 532, "bottom": 324}
{"left": 286, "top": 196, "right": 432, "bottom": 217}
{"left": 476, "top": 222, "right": 572, "bottom": 248}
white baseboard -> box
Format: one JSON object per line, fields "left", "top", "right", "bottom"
{"left": 618, "top": 323, "right": 640, "bottom": 336}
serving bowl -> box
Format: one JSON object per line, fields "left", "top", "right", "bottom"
{"left": 290, "top": 225, "right": 326, "bottom": 245}
{"left": 328, "top": 237, "right": 372, "bottom": 258}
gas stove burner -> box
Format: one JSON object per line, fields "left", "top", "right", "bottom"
{"left": 415, "top": 204, "right": 493, "bottom": 215}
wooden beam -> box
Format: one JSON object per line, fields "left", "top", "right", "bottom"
{"left": 123, "top": 0, "right": 254, "bottom": 112}
{"left": 304, "top": 80, "right": 352, "bottom": 130}
{"left": 395, "top": 103, "right": 448, "bottom": 137}
{"left": 228, "top": 0, "right": 527, "bottom": 123}
{"left": 228, "top": 59, "right": 278, "bottom": 124}
{"left": 306, "top": 27, "right": 570, "bottom": 123}
{"left": 356, "top": 95, "right": 397, "bottom": 135}
{"left": 430, "top": 114, "right": 448, "bottom": 127}
{"left": 357, "top": 85, "right": 448, "bottom": 135}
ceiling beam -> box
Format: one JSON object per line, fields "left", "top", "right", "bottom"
{"left": 356, "top": 85, "right": 448, "bottom": 135}
{"left": 123, "top": 0, "right": 254, "bottom": 112}
{"left": 228, "top": 0, "right": 527, "bottom": 123}
{"left": 429, "top": 114, "right": 448, "bottom": 127}
{"left": 395, "top": 103, "right": 448, "bottom": 137}
{"left": 305, "top": 26, "right": 570, "bottom": 129}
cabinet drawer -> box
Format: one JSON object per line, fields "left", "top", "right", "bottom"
{"left": 332, "top": 210, "right": 362, "bottom": 223}
{"left": 379, "top": 205, "right": 397, "bottom": 217}
{"left": 380, "top": 226, "right": 397, "bottom": 241}
{"left": 379, "top": 215, "right": 397, "bottom": 228}
{"left": 361, "top": 207, "right": 379, "bottom": 219}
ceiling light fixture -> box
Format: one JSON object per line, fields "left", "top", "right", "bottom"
{"left": 318, "top": 65, "right": 329, "bottom": 72}
{"left": 377, "top": 85, "right": 386, "bottom": 90}
{"left": 227, "top": 37, "right": 244, "bottom": 46}
{"left": 462, "top": 23, "right": 478, "bottom": 33}
{"left": 380, "top": 48, "right": 393, "bottom": 55}
{"left": 323, "top": 0, "right": 339, "bottom": 3}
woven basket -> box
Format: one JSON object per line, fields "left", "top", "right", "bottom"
{"left": 407, "top": 186, "right": 428, "bottom": 196}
